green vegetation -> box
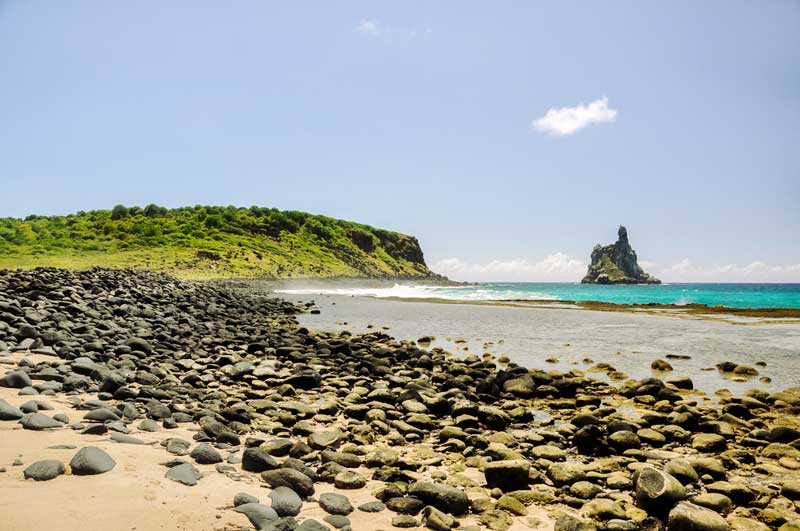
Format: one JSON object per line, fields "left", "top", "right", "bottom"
{"left": 0, "top": 205, "right": 436, "bottom": 279}
{"left": 597, "top": 254, "right": 627, "bottom": 282}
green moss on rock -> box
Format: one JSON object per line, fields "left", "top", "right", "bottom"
{"left": 582, "top": 226, "right": 660, "bottom": 285}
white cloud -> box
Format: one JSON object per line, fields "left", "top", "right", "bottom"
{"left": 532, "top": 97, "right": 617, "bottom": 136}
{"left": 356, "top": 20, "right": 430, "bottom": 41}
{"left": 653, "top": 258, "right": 800, "bottom": 282}
{"left": 664, "top": 258, "right": 692, "bottom": 275}
{"left": 433, "top": 254, "right": 800, "bottom": 283}
{"left": 432, "top": 253, "right": 586, "bottom": 282}
{"left": 357, "top": 19, "right": 381, "bottom": 36}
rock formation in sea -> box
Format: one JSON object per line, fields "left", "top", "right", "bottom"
{"left": 581, "top": 225, "right": 661, "bottom": 284}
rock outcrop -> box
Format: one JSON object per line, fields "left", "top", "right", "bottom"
{"left": 581, "top": 226, "right": 661, "bottom": 284}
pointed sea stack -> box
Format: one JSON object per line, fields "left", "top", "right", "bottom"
{"left": 581, "top": 226, "right": 661, "bottom": 284}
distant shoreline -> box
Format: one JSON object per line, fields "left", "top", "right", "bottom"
{"left": 364, "top": 296, "right": 800, "bottom": 322}
{"left": 252, "top": 278, "right": 800, "bottom": 321}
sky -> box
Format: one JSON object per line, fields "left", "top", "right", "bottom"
{"left": 1, "top": 1, "right": 798, "bottom": 282}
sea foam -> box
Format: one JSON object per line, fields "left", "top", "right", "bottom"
{"left": 276, "top": 282, "right": 800, "bottom": 308}
{"left": 274, "top": 284, "right": 558, "bottom": 301}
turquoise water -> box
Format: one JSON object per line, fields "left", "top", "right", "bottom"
{"left": 278, "top": 283, "right": 800, "bottom": 309}
{"left": 423, "top": 283, "right": 800, "bottom": 309}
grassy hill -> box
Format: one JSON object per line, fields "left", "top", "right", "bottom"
{"left": 0, "top": 205, "right": 439, "bottom": 280}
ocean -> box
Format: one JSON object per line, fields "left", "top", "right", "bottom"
{"left": 276, "top": 282, "right": 800, "bottom": 309}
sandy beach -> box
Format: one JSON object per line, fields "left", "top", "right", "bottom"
{"left": 0, "top": 350, "right": 555, "bottom": 531}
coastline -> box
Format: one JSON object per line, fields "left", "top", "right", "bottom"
{"left": 253, "top": 277, "right": 800, "bottom": 322}
{"left": 4, "top": 264, "right": 797, "bottom": 317}
{"left": 1, "top": 269, "right": 799, "bottom": 531}
{"left": 350, "top": 296, "right": 800, "bottom": 324}
{"left": 292, "top": 293, "right": 800, "bottom": 397}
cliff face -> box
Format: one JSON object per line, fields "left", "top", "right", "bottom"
{"left": 581, "top": 226, "right": 661, "bottom": 285}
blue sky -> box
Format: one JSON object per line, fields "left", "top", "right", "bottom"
{"left": 1, "top": 1, "right": 798, "bottom": 281}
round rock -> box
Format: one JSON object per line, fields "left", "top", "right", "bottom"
{"left": 138, "top": 419, "right": 160, "bottom": 432}
{"left": 635, "top": 467, "right": 686, "bottom": 515}
{"left": 297, "top": 520, "right": 330, "bottom": 531}
{"left": 165, "top": 462, "right": 202, "bottom": 486}
{"left": 484, "top": 460, "right": 530, "bottom": 492}
{"left": 23, "top": 460, "right": 65, "bottom": 481}
{"left": 69, "top": 446, "right": 116, "bottom": 475}
{"left": 190, "top": 443, "right": 223, "bottom": 464}
{"left": 0, "top": 371, "right": 33, "bottom": 389}
{"left": 234, "top": 503, "right": 278, "bottom": 529}
{"left": 323, "top": 514, "right": 351, "bottom": 529}
{"left": 319, "top": 492, "right": 353, "bottom": 515}
{"left": 0, "top": 398, "right": 24, "bottom": 420}
{"left": 234, "top": 492, "right": 260, "bottom": 507}
{"left": 261, "top": 468, "right": 315, "bottom": 498}
{"left": 668, "top": 501, "right": 730, "bottom": 531}
{"left": 408, "top": 481, "right": 470, "bottom": 515}
{"left": 358, "top": 501, "right": 386, "bottom": 513}
{"left": 20, "top": 412, "right": 63, "bottom": 430}
{"left": 242, "top": 447, "right": 278, "bottom": 472}
{"left": 307, "top": 430, "right": 344, "bottom": 450}
{"left": 334, "top": 470, "right": 367, "bottom": 489}
{"left": 269, "top": 486, "right": 303, "bottom": 517}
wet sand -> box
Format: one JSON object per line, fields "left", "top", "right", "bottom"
{"left": 291, "top": 294, "right": 800, "bottom": 397}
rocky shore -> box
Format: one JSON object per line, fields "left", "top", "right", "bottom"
{"left": 1, "top": 268, "right": 799, "bottom": 531}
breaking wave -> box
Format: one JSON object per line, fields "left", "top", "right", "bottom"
{"left": 274, "top": 284, "right": 559, "bottom": 302}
